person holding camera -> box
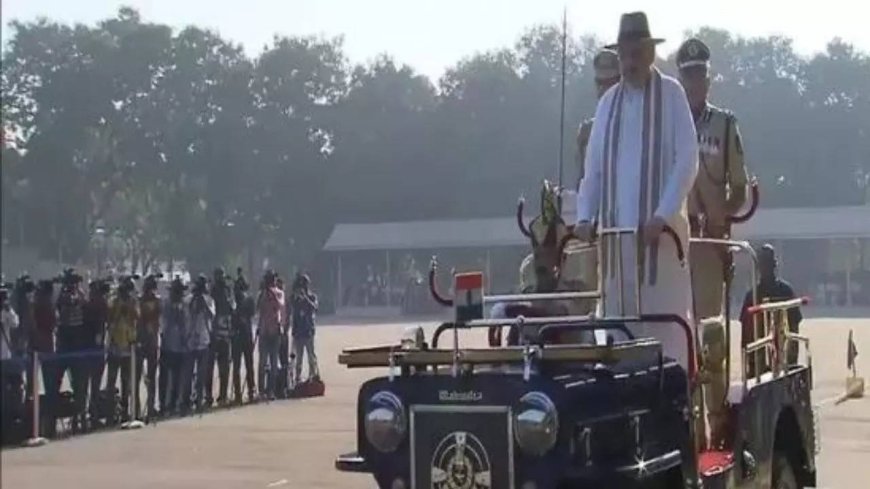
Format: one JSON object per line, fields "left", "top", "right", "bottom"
{"left": 137, "top": 274, "right": 162, "bottom": 417}
{"left": 82, "top": 279, "right": 110, "bottom": 425}
{"left": 206, "top": 268, "right": 234, "bottom": 406}
{"left": 1, "top": 283, "right": 21, "bottom": 390}
{"left": 56, "top": 269, "right": 89, "bottom": 429}
{"left": 257, "top": 270, "right": 284, "bottom": 400}
{"left": 106, "top": 275, "right": 140, "bottom": 421}
{"left": 160, "top": 277, "right": 188, "bottom": 414}
{"left": 185, "top": 275, "right": 214, "bottom": 411}
{"left": 290, "top": 273, "right": 320, "bottom": 384}
{"left": 231, "top": 269, "right": 256, "bottom": 403}
{"left": 12, "top": 275, "right": 35, "bottom": 359}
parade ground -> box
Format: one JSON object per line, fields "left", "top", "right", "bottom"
{"left": 2, "top": 314, "right": 869, "bottom": 489}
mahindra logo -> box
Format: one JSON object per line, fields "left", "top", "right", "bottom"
{"left": 438, "top": 390, "right": 483, "bottom": 402}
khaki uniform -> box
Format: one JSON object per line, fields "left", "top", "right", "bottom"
{"left": 575, "top": 118, "right": 594, "bottom": 187}
{"left": 678, "top": 37, "right": 752, "bottom": 449}
{"left": 689, "top": 103, "right": 749, "bottom": 320}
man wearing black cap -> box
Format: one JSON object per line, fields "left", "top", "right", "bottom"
{"left": 231, "top": 269, "right": 256, "bottom": 403}
{"left": 740, "top": 244, "right": 803, "bottom": 371}
{"left": 575, "top": 12, "right": 699, "bottom": 368}
{"left": 677, "top": 38, "right": 750, "bottom": 321}
{"left": 576, "top": 49, "right": 621, "bottom": 187}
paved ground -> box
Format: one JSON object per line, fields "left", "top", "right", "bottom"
{"left": 2, "top": 315, "right": 869, "bottom": 489}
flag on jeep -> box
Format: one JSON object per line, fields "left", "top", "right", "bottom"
{"left": 454, "top": 272, "right": 484, "bottom": 322}
{"left": 847, "top": 329, "right": 858, "bottom": 373}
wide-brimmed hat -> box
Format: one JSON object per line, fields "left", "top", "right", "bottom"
{"left": 605, "top": 11, "right": 665, "bottom": 49}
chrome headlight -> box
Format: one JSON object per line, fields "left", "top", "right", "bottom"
{"left": 514, "top": 391, "right": 559, "bottom": 456}
{"left": 364, "top": 391, "right": 407, "bottom": 453}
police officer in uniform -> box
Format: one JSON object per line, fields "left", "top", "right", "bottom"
{"left": 677, "top": 38, "right": 750, "bottom": 449}
{"left": 575, "top": 49, "right": 621, "bottom": 186}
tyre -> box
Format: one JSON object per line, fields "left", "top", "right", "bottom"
{"left": 772, "top": 451, "right": 799, "bottom": 489}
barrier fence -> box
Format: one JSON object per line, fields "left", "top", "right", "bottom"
{"left": 2, "top": 344, "right": 166, "bottom": 446}
{"left": 1, "top": 336, "right": 307, "bottom": 447}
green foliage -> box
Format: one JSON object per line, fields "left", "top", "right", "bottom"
{"left": 2, "top": 9, "right": 868, "bottom": 273}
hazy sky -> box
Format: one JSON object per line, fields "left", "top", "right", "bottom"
{"left": 3, "top": 0, "right": 869, "bottom": 80}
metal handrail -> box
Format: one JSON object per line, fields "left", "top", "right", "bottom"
{"left": 485, "top": 291, "right": 600, "bottom": 303}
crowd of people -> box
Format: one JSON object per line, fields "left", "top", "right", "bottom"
{"left": 0, "top": 266, "right": 321, "bottom": 442}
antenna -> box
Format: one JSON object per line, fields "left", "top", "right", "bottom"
{"left": 557, "top": 6, "right": 568, "bottom": 210}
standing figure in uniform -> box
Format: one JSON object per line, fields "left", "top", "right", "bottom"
{"left": 677, "top": 38, "right": 750, "bottom": 448}
{"left": 677, "top": 38, "right": 749, "bottom": 320}
{"left": 137, "top": 274, "right": 162, "bottom": 418}
{"left": 576, "top": 49, "right": 621, "bottom": 187}
{"left": 575, "top": 12, "right": 699, "bottom": 368}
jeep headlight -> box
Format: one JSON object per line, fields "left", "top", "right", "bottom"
{"left": 514, "top": 391, "right": 559, "bottom": 456}
{"left": 364, "top": 391, "right": 407, "bottom": 453}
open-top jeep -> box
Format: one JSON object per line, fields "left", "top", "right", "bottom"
{"left": 335, "top": 221, "right": 816, "bottom": 489}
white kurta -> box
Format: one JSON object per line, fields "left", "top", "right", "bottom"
{"left": 576, "top": 71, "right": 699, "bottom": 368}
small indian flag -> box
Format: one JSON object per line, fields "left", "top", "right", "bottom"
{"left": 454, "top": 272, "right": 484, "bottom": 322}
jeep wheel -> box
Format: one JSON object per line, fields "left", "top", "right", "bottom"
{"left": 772, "top": 452, "right": 798, "bottom": 489}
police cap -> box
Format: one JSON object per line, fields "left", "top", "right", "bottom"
{"left": 676, "top": 38, "right": 711, "bottom": 71}
{"left": 592, "top": 49, "right": 620, "bottom": 81}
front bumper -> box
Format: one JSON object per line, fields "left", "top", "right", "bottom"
{"left": 335, "top": 452, "right": 369, "bottom": 473}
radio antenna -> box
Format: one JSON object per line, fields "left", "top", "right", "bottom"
{"left": 557, "top": 6, "right": 568, "bottom": 211}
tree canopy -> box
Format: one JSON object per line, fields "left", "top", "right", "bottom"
{"left": 2, "top": 8, "right": 868, "bottom": 274}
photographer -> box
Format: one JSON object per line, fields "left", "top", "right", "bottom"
{"left": 106, "top": 275, "right": 140, "bottom": 421}
{"left": 1, "top": 284, "right": 22, "bottom": 406}
{"left": 33, "top": 280, "right": 57, "bottom": 430}
{"left": 256, "top": 270, "right": 284, "bottom": 400}
{"left": 160, "top": 277, "right": 188, "bottom": 414}
{"left": 137, "top": 274, "right": 162, "bottom": 418}
{"left": 12, "top": 275, "right": 35, "bottom": 358}
{"left": 55, "top": 269, "right": 89, "bottom": 429}
{"left": 231, "top": 269, "right": 256, "bottom": 403}
{"left": 290, "top": 273, "right": 320, "bottom": 384}
{"left": 12, "top": 275, "right": 35, "bottom": 388}
{"left": 184, "top": 275, "right": 214, "bottom": 412}
{"left": 82, "top": 279, "right": 110, "bottom": 425}
{"left": 206, "top": 268, "right": 234, "bottom": 406}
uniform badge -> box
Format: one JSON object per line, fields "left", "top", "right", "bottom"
{"left": 688, "top": 42, "right": 699, "bottom": 57}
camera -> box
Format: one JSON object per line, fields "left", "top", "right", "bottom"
{"left": 117, "top": 274, "right": 140, "bottom": 296}
{"left": 90, "top": 278, "right": 113, "bottom": 297}
{"left": 15, "top": 274, "right": 36, "bottom": 295}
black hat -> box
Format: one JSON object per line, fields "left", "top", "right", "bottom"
{"left": 234, "top": 274, "right": 249, "bottom": 292}
{"left": 676, "top": 38, "right": 711, "bottom": 71}
{"left": 144, "top": 273, "right": 162, "bottom": 290}
{"left": 170, "top": 276, "right": 188, "bottom": 292}
{"left": 605, "top": 11, "right": 665, "bottom": 49}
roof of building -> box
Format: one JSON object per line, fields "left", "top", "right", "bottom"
{"left": 323, "top": 205, "right": 870, "bottom": 252}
